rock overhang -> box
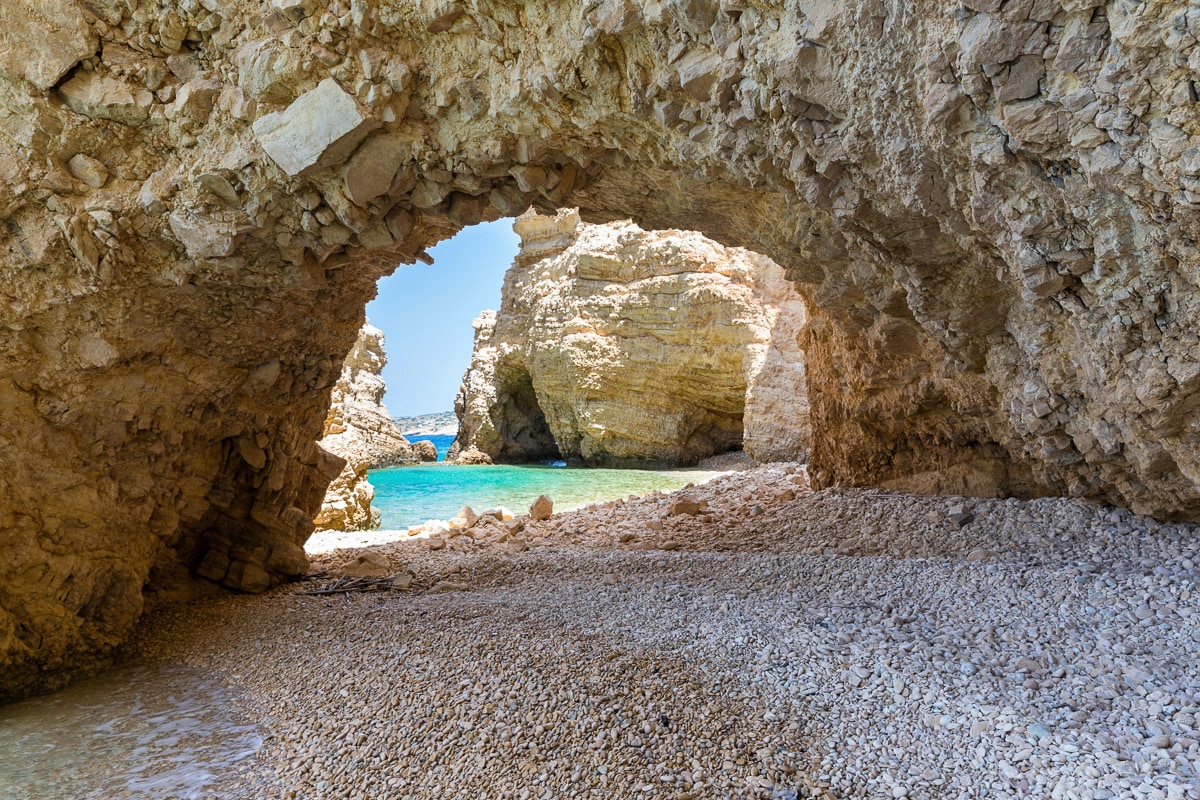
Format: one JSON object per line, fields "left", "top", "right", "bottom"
{"left": 0, "top": 0, "right": 1196, "bottom": 697}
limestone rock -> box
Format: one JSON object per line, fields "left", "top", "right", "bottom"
{"left": 59, "top": 71, "right": 153, "bottom": 125}
{"left": 452, "top": 446, "right": 494, "bottom": 466}
{"left": 236, "top": 40, "right": 306, "bottom": 103}
{"left": 252, "top": 78, "right": 376, "bottom": 177}
{"left": 312, "top": 460, "right": 378, "bottom": 533}
{"left": 457, "top": 506, "right": 480, "bottom": 527}
{"left": 270, "top": 0, "right": 318, "bottom": 23}
{"left": 0, "top": 1, "right": 96, "bottom": 90}
{"left": 66, "top": 154, "right": 108, "bottom": 189}
{"left": 316, "top": 323, "right": 416, "bottom": 532}
{"left": 342, "top": 134, "right": 411, "bottom": 208}
{"left": 334, "top": 549, "right": 390, "bottom": 578}
{"left": 167, "top": 208, "right": 241, "bottom": 260}
{"left": 530, "top": 495, "right": 554, "bottom": 521}
{"left": 320, "top": 323, "right": 417, "bottom": 470}
{"left": 1, "top": 0, "right": 1199, "bottom": 700}
{"left": 411, "top": 440, "right": 439, "bottom": 462}
{"left": 451, "top": 210, "right": 811, "bottom": 467}
{"left": 669, "top": 497, "right": 708, "bottom": 517}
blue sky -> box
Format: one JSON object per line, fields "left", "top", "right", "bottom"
{"left": 365, "top": 218, "right": 519, "bottom": 416}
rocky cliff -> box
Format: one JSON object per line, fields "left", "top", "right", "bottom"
{"left": 318, "top": 323, "right": 416, "bottom": 471}
{"left": 450, "top": 210, "right": 810, "bottom": 466}
{"left": 0, "top": 0, "right": 1198, "bottom": 697}
{"left": 313, "top": 322, "right": 417, "bottom": 532}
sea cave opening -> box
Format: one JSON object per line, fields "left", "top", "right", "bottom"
{"left": 309, "top": 208, "right": 811, "bottom": 540}
{"left": 483, "top": 357, "right": 562, "bottom": 464}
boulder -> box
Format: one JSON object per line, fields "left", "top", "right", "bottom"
{"left": 252, "top": 78, "right": 376, "bottom": 177}
{"left": 668, "top": 497, "right": 708, "bottom": 516}
{"left": 67, "top": 154, "right": 109, "bottom": 189}
{"left": 529, "top": 495, "right": 554, "bottom": 521}
{"left": 412, "top": 440, "right": 439, "bottom": 462}
{"left": 334, "top": 549, "right": 391, "bottom": 578}
{"left": 456, "top": 505, "right": 480, "bottom": 527}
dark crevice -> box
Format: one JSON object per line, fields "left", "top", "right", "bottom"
{"left": 493, "top": 365, "right": 561, "bottom": 463}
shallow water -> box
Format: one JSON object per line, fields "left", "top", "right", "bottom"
{"left": 370, "top": 463, "right": 726, "bottom": 529}
{"left": 0, "top": 663, "right": 261, "bottom": 800}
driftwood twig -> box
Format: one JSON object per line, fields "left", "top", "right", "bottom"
{"left": 301, "top": 574, "right": 424, "bottom": 595}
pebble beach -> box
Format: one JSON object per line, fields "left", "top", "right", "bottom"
{"left": 110, "top": 464, "right": 1200, "bottom": 799}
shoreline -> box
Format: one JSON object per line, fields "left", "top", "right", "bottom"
{"left": 309, "top": 462, "right": 746, "bottom": 555}
{"left": 85, "top": 463, "right": 1200, "bottom": 799}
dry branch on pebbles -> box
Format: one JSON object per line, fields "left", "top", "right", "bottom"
{"left": 128, "top": 465, "right": 1200, "bottom": 800}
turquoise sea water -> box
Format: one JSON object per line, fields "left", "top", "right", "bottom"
{"left": 369, "top": 463, "right": 725, "bottom": 529}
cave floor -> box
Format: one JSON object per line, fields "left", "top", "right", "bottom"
{"left": 125, "top": 465, "right": 1198, "bottom": 799}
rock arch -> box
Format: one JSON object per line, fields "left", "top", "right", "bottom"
{"left": 1, "top": 0, "right": 1197, "bottom": 695}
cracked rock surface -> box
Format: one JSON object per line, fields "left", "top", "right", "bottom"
{"left": 1, "top": 0, "right": 1199, "bottom": 694}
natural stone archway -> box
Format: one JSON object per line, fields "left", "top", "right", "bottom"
{"left": 1, "top": 0, "right": 1198, "bottom": 696}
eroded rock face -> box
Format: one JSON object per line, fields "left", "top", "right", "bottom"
{"left": 0, "top": 0, "right": 1198, "bottom": 696}
{"left": 319, "top": 323, "right": 415, "bottom": 471}
{"left": 450, "top": 210, "right": 811, "bottom": 466}
{"left": 313, "top": 323, "right": 414, "bottom": 532}
{"left": 312, "top": 459, "right": 378, "bottom": 533}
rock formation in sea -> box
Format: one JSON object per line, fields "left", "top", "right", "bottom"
{"left": 318, "top": 323, "right": 416, "bottom": 471}
{"left": 0, "top": 0, "right": 1196, "bottom": 696}
{"left": 449, "top": 210, "right": 810, "bottom": 467}
{"left": 313, "top": 323, "right": 414, "bottom": 532}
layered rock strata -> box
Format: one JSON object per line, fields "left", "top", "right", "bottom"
{"left": 0, "top": 0, "right": 1197, "bottom": 695}
{"left": 314, "top": 323, "right": 415, "bottom": 532}
{"left": 450, "top": 210, "right": 810, "bottom": 467}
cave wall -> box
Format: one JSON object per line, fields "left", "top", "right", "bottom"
{"left": 0, "top": 0, "right": 1197, "bottom": 696}
{"left": 450, "top": 311, "right": 564, "bottom": 464}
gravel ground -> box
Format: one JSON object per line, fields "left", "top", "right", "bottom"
{"left": 129, "top": 464, "right": 1200, "bottom": 799}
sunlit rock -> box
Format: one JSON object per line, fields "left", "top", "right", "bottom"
{"left": 315, "top": 323, "right": 416, "bottom": 532}
{"left": 0, "top": 0, "right": 1198, "bottom": 698}
{"left": 450, "top": 210, "right": 811, "bottom": 467}
{"left": 252, "top": 78, "right": 375, "bottom": 177}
